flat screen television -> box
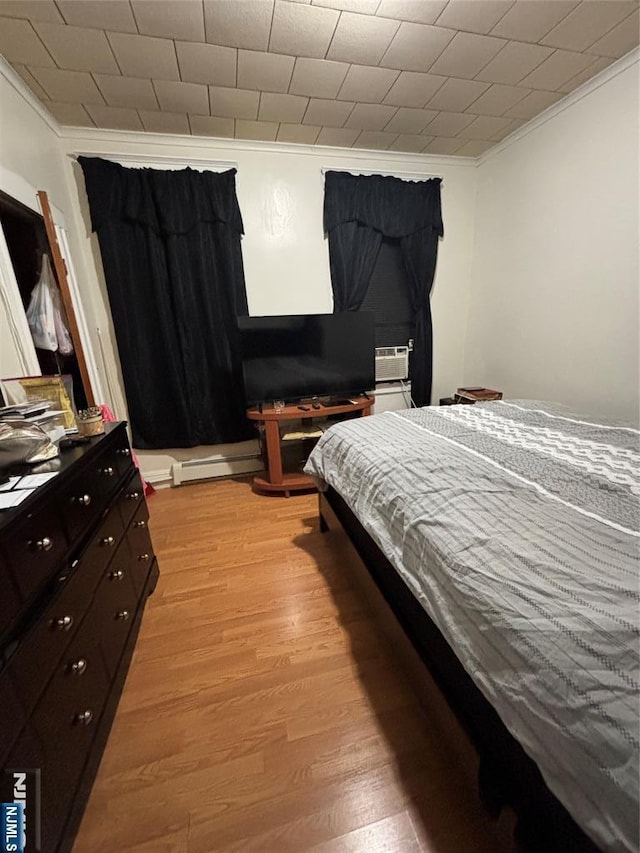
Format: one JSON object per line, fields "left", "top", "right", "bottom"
{"left": 238, "top": 312, "right": 375, "bottom": 406}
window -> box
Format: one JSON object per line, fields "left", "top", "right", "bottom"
{"left": 360, "top": 236, "right": 413, "bottom": 348}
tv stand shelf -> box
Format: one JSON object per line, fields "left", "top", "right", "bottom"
{"left": 247, "top": 397, "right": 374, "bottom": 496}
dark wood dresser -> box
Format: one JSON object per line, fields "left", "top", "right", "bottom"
{"left": 0, "top": 423, "right": 159, "bottom": 853}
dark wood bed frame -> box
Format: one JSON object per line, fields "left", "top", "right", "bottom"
{"left": 319, "top": 488, "right": 599, "bottom": 853}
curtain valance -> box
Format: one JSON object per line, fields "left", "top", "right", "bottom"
{"left": 323, "top": 171, "right": 443, "bottom": 239}
{"left": 79, "top": 157, "right": 244, "bottom": 237}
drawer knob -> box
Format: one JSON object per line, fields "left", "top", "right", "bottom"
{"left": 109, "top": 569, "right": 124, "bottom": 581}
{"left": 134, "top": 520, "right": 147, "bottom": 529}
{"left": 117, "top": 448, "right": 131, "bottom": 457}
{"left": 74, "top": 709, "right": 93, "bottom": 726}
{"left": 115, "top": 610, "right": 130, "bottom": 621}
{"left": 69, "top": 658, "right": 87, "bottom": 676}
{"left": 52, "top": 615, "right": 74, "bottom": 632}
{"left": 30, "top": 536, "right": 54, "bottom": 552}
{"left": 126, "top": 491, "right": 140, "bottom": 501}
{"left": 100, "top": 466, "right": 115, "bottom": 477}
{"left": 101, "top": 535, "right": 115, "bottom": 547}
{"left": 138, "top": 553, "right": 150, "bottom": 562}
{"left": 75, "top": 494, "right": 92, "bottom": 506}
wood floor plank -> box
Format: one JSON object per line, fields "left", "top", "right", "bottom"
{"left": 73, "top": 478, "right": 515, "bottom": 853}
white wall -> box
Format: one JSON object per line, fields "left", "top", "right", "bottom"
{"left": 464, "top": 54, "right": 639, "bottom": 423}
{"left": 59, "top": 131, "right": 477, "bottom": 479}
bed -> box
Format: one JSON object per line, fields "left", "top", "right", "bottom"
{"left": 304, "top": 400, "right": 639, "bottom": 853}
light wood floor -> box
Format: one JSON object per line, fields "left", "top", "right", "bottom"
{"left": 73, "top": 478, "right": 515, "bottom": 853}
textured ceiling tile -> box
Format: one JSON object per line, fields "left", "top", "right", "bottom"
{"left": 541, "top": 0, "right": 637, "bottom": 51}
{"left": 316, "top": 126, "right": 360, "bottom": 146}
{"left": 238, "top": 50, "right": 295, "bottom": 93}
{"left": 585, "top": 8, "right": 639, "bottom": 58}
{"left": 94, "top": 74, "right": 159, "bottom": 110}
{"left": 425, "top": 77, "right": 490, "bottom": 111}
{"left": 490, "top": 116, "right": 525, "bottom": 140}
{"left": 384, "top": 107, "right": 438, "bottom": 133}
{"left": 56, "top": 1, "right": 137, "bottom": 32}
{"left": 209, "top": 85, "right": 260, "bottom": 119}
{"left": 85, "top": 104, "right": 143, "bottom": 130}
{"left": 204, "top": 0, "right": 273, "bottom": 51}
{"left": 424, "top": 111, "right": 476, "bottom": 135}
{"left": 289, "top": 57, "right": 349, "bottom": 97}
{"left": 154, "top": 80, "right": 209, "bottom": 114}
{"left": 383, "top": 70, "right": 446, "bottom": 106}
{"left": 326, "top": 11, "right": 399, "bottom": 64}
{"left": 518, "top": 48, "right": 593, "bottom": 90}
{"left": 269, "top": 1, "right": 339, "bottom": 58}
{"left": 258, "top": 92, "right": 309, "bottom": 122}
{"left": 46, "top": 101, "right": 94, "bottom": 126}
{"left": 423, "top": 136, "right": 466, "bottom": 154}
{"left": 276, "top": 122, "right": 321, "bottom": 143}
{"left": 0, "top": 1, "right": 63, "bottom": 24}
{"left": 353, "top": 130, "right": 398, "bottom": 149}
{"left": 343, "top": 103, "right": 398, "bottom": 130}
{"left": 465, "top": 83, "right": 529, "bottom": 116}
{"left": 131, "top": 0, "right": 205, "bottom": 42}
{"left": 434, "top": 0, "right": 515, "bottom": 35}
{"left": 388, "top": 133, "right": 431, "bottom": 152}
{"left": 0, "top": 18, "right": 55, "bottom": 66}
{"left": 557, "top": 56, "right": 613, "bottom": 93}
{"left": 455, "top": 138, "right": 494, "bottom": 156}
{"left": 33, "top": 22, "right": 119, "bottom": 74}
{"left": 376, "top": 0, "right": 448, "bottom": 26}
{"left": 107, "top": 32, "right": 180, "bottom": 80}
{"left": 428, "top": 31, "right": 507, "bottom": 78}
{"left": 176, "top": 42, "right": 237, "bottom": 87}
{"left": 503, "top": 89, "right": 563, "bottom": 118}
{"left": 489, "top": 1, "right": 579, "bottom": 43}
{"left": 457, "top": 114, "right": 513, "bottom": 139}
{"left": 313, "top": 0, "right": 379, "bottom": 13}
{"left": 336, "top": 64, "right": 399, "bottom": 103}
{"left": 475, "top": 40, "right": 554, "bottom": 84}
{"left": 235, "top": 119, "right": 279, "bottom": 141}
{"left": 303, "top": 98, "right": 354, "bottom": 125}
{"left": 189, "top": 114, "right": 235, "bottom": 136}
{"left": 139, "top": 110, "right": 190, "bottom": 134}
{"left": 11, "top": 64, "right": 51, "bottom": 100}
{"left": 30, "top": 67, "right": 105, "bottom": 104}
{"left": 379, "top": 21, "right": 455, "bottom": 72}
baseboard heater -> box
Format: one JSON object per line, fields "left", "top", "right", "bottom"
{"left": 171, "top": 450, "right": 262, "bottom": 486}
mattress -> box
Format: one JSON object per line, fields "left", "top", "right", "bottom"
{"left": 304, "top": 400, "right": 640, "bottom": 852}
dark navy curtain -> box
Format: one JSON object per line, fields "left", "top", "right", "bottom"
{"left": 324, "top": 171, "right": 443, "bottom": 406}
{"left": 79, "top": 157, "right": 251, "bottom": 449}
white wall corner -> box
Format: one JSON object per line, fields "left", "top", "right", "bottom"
{"left": 0, "top": 55, "right": 61, "bottom": 138}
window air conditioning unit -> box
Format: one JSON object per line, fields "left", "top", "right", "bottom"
{"left": 375, "top": 346, "right": 409, "bottom": 382}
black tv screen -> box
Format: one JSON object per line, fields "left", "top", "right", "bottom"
{"left": 238, "top": 312, "right": 375, "bottom": 406}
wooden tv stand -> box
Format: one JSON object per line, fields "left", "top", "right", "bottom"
{"left": 247, "top": 397, "right": 373, "bottom": 496}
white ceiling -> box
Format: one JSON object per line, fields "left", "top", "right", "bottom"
{"left": 1, "top": 0, "right": 638, "bottom": 157}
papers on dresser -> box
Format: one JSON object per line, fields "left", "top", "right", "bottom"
{"left": 0, "top": 489, "right": 35, "bottom": 509}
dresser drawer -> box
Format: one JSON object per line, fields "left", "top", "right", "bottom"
{"left": 7, "top": 555, "right": 104, "bottom": 714}
{"left": 76, "top": 504, "right": 126, "bottom": 591}
{"left": 59, "top": 449, "right": 121, "bottom": 542}
{"left": 127, "top": 503, "right": 154, "bottom": 597}
{"left": 4, "top": 505, "right": 67, "bottom": 602}
{"left": 32, "top": 624, "right": 110, "bottom": 851}
{"left": 117, "top": 468, "right": 145, "bottom": 528}
{"left": 0, "top": 551, "right": 22, "bottom": 642}
{"left": 0, "top": 672, "right": 27, "bottom": 766}
{"left": 92, "top": 560, "right": 139, "bottom": 679}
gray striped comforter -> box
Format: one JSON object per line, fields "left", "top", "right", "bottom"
{"left": 304, "top": 400, "right": 639, "bottom": 852}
